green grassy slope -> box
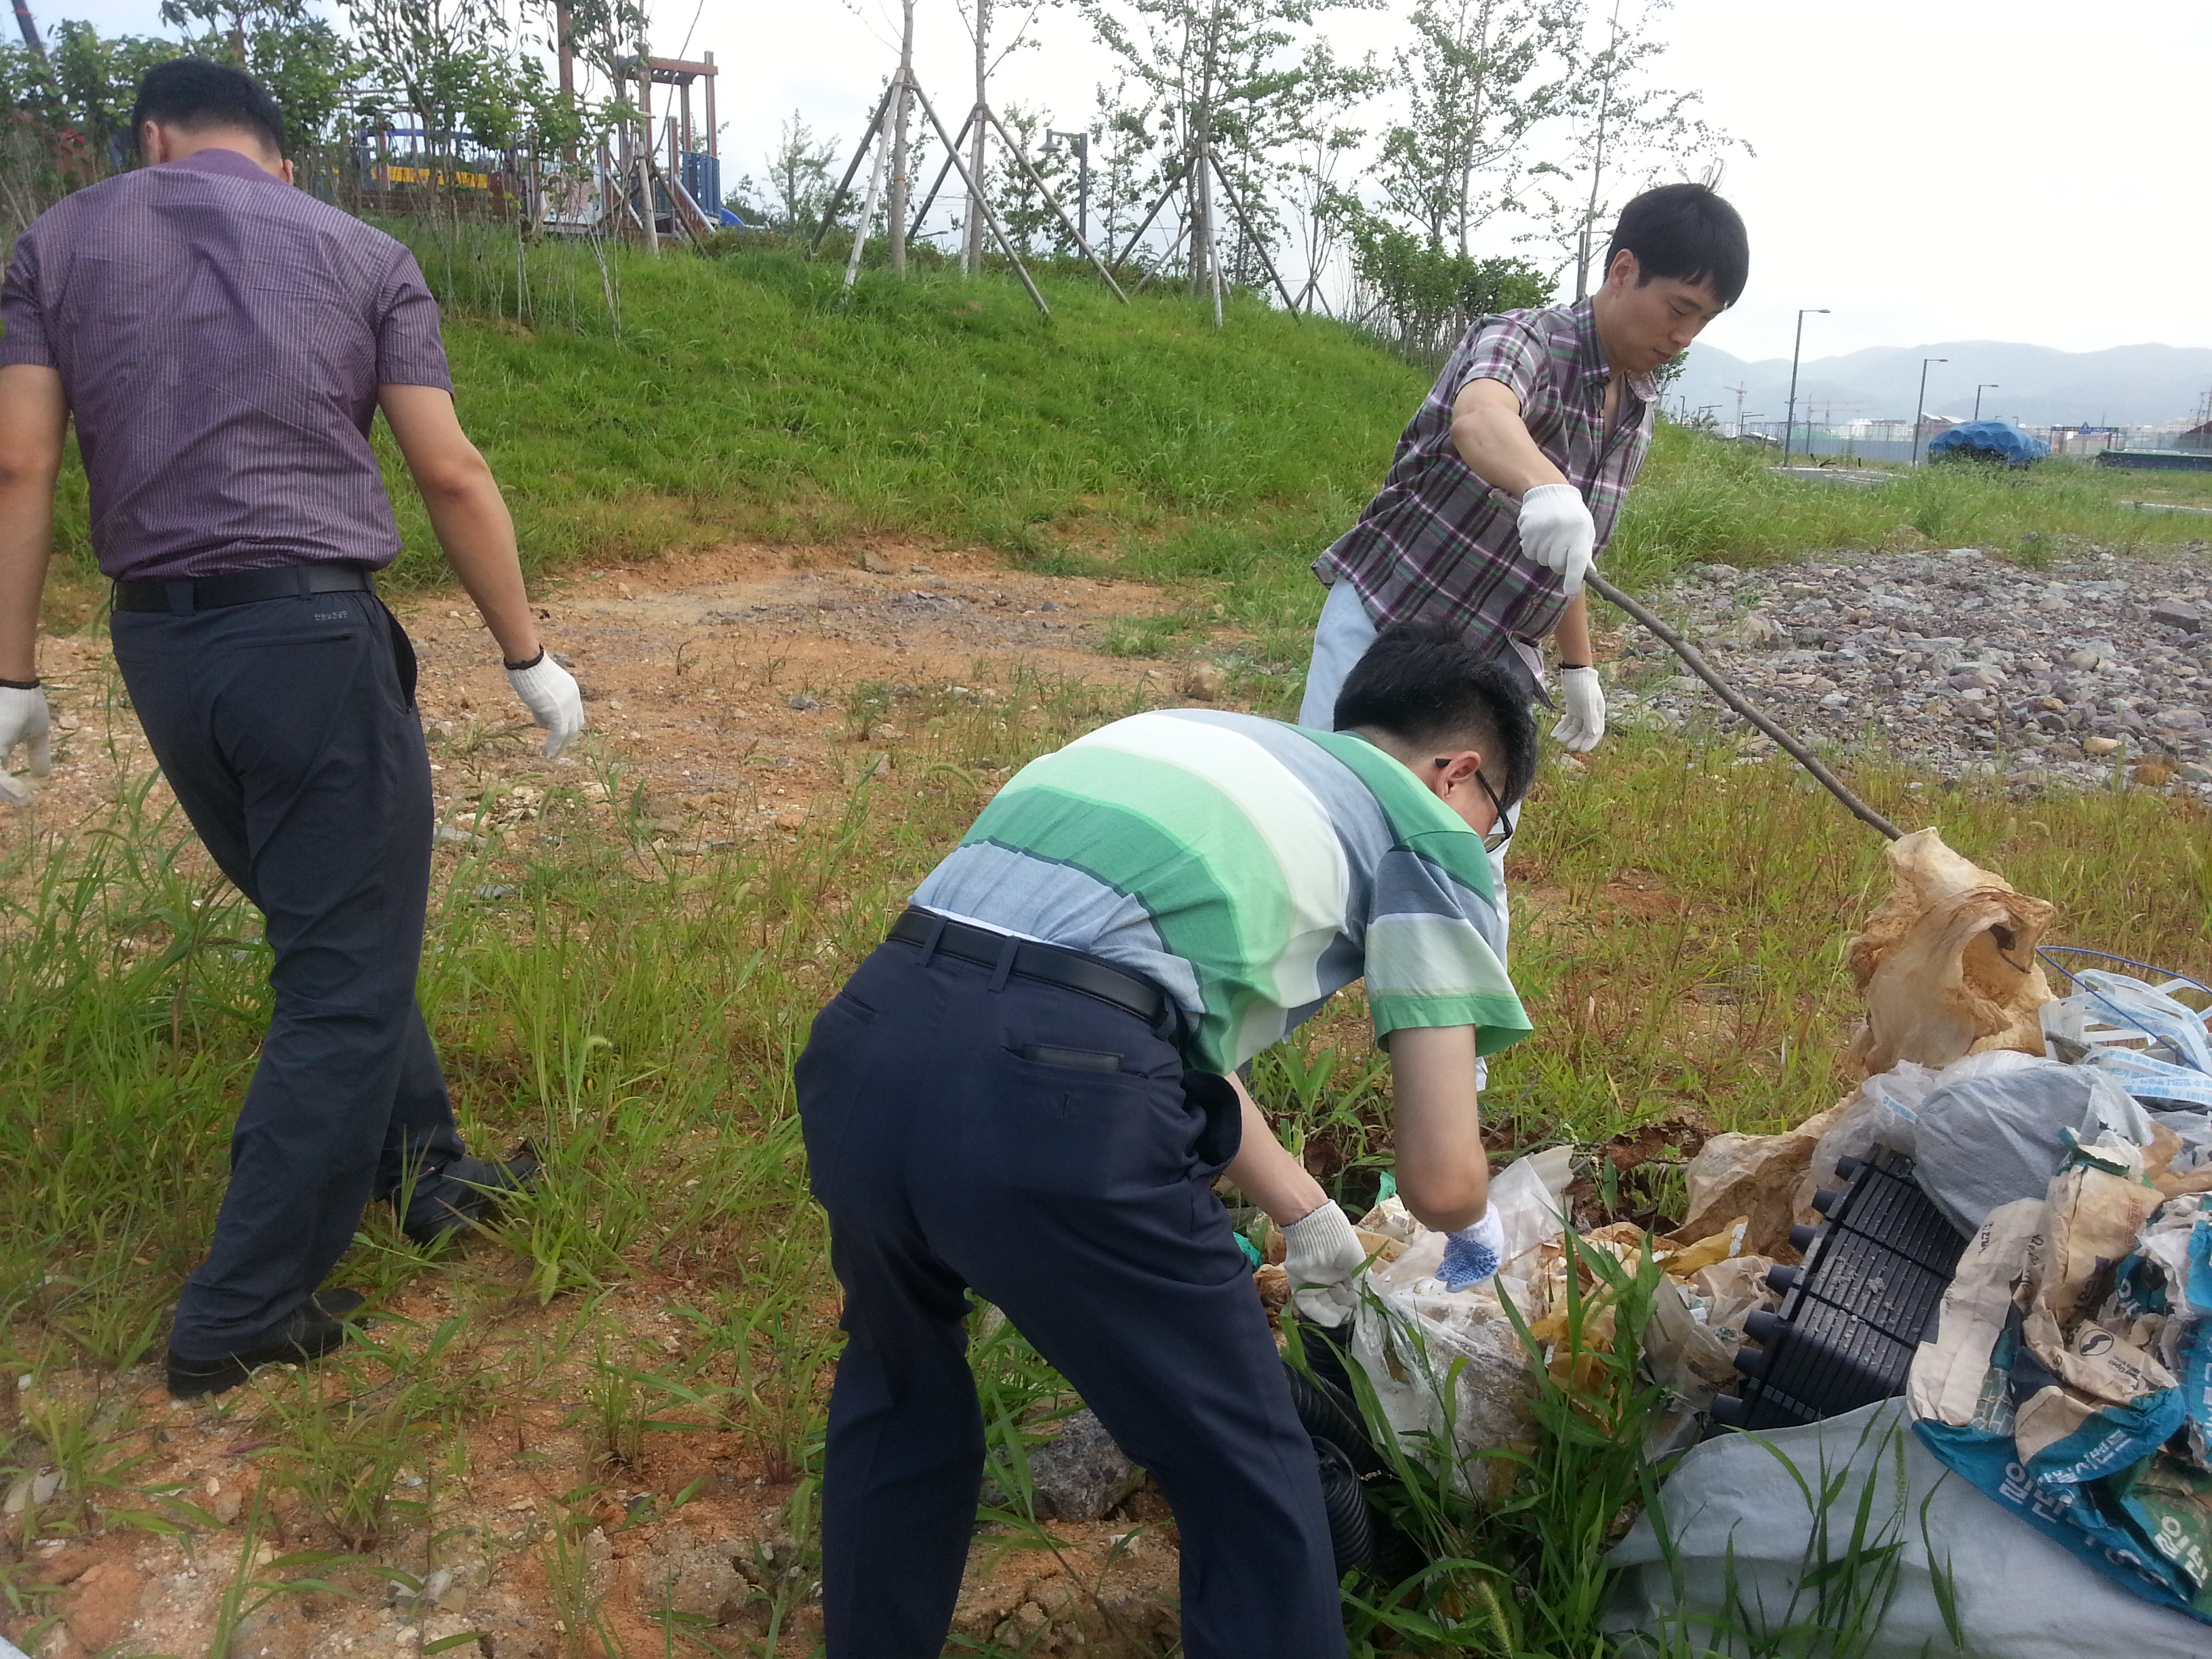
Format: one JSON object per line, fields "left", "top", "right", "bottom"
{"left": 392, "top": 240, "right": 1426, "bottom": 588}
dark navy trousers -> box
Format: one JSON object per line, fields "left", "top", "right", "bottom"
{"left": 796, "top": 937, "right": 1347, "bottom": 1659}
{"left": 111, "top": 587, "right": 466, "bottom": 1363}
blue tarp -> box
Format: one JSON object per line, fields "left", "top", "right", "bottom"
{"left": 1928, "top": 419, "right": 2051, "bottom": 465}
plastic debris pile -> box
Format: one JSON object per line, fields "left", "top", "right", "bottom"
{"left": 1338, "top": 825, "right": 2212, "bottom": 1639}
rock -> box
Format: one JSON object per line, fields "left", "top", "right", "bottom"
{"left": 2148, "top": 600, "right": 2203, "bottom": 632}
{"left": 638, "top": 1540, "right": 747, "bottom": 1622}
{"left": 785, "top": 693, "right": 822, "bottom": 711}
{"left": 581, "top": 1527, "right": 615, "bottom": 1601}
{"left": 1731, "top": 613, "right": 1790, "bottom": 649}
{"left": 2154, "top": 708, "right": 2207, "bottom": 732}
{"left": 1011, "top": 1409, "right": 1145, "bottom": 1521}
{"left": 2177, "top": 762, "right": 2212, "bottom": 783}
{"left": 1180, "top": 661, "right": 1229, "bottom": 700}
{"left": 392, "top": 1568, "right": 454, "bottom": 1617}
{"left": 857, "top": 549, "right": 895, "bottom": 574}
{"left": 63, "top": 1561, "right": 148, "bottom": 1656}
{"left": 2083, "top": 736, "right": 2123, "bottom": 756}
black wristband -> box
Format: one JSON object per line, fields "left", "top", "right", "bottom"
{"left": 1558, "top": 661, "right": 1593, "bottom": 671}
{"left": 503, "top": 648, "right": 546, "bottom": 672}
{"left": 0, "top": 676, "right": 39, "bottom": 690}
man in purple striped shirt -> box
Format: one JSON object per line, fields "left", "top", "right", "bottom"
{"left": 0, "top": 60, "right": 585, "bottom": 1397}
{"left": 1296, "top": 183, "right": 1747, "bottom": 926}
{"left": 1300, "top": 185, "right": 1747, "bottom": 741}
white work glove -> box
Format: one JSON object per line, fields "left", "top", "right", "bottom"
{"left": 1282, "top": 1200, "right": 1370, "bottom": 1329}
{"left": 1551, "top": 664, "right": 1605, "bottom": 752}
{"left": 1517, "top": 483, "right": 1597, "bottom": 596}
{"left": 0, "top": 684, "right": 52, "bottom": 804}
{"left": 1438, "top": 1207, "right": 1508, "bottom": 1292}
{"left": 505, "top": 652, "right": 584, "bottom": 758}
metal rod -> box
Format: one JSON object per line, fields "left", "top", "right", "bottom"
{"left": 810, "top": 79, "right": 901, "bottom": 259}
{"left": 1583, "top": 571, "right": 1904, "bottom": 841}
{"left": 907, "top": 110, "right": 974, "bottom": 241}
{"left": 911, "top": 84, "right": 1049, "bottom": 315}
{"left": 983, "top": 107, "right": 1127, "bottom": 302}
{"left": 1205, "top": 148, "right": 1298, "bottom": 316}
{"left": 1109, "top": 169, "right": 1185, "bottom": 276}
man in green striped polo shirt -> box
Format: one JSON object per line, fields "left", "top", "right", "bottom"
{"left": 796, "top": 622, "right": 1536, "bottom": 1658}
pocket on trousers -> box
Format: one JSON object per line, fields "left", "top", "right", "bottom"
{"left": 986, "top": 1046, "right": 1186, "bottom": 1198}
{"left": 377, "top": 600, "right": 419, "bottom": 708}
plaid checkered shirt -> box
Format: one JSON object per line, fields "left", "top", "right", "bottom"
{"left": 1315, "top": 298, "right": 1658, "bottom": 647}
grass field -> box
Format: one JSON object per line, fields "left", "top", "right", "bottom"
{"left": 9, "top": 242, "right": 2212, "bottom": 1656}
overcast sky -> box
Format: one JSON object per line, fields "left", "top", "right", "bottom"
{"left": 48, "top": 0, "right": 2211, "bottom": 363}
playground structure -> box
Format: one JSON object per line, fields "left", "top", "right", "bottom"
{"left": 345, "top": 39, "right": 733, "bottom": 250}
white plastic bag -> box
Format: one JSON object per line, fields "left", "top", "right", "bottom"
{"left": 1347, "top": 1147, "right": 1574, "bottom": 1496}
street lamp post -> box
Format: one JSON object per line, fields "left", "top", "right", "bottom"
{"left": 1973, "top": 382, "right": 1999, "bottom": 422}
{"left": 1044, "top": 129, "right": 1091, "bottom": 247}
{"left": 1782, "top": 308, "right": 1830, "bottom": 466}
{"left": 1912, "top": 356, "right": 1948, "bottom": 467}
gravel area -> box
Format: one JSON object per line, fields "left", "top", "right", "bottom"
{"left": 1607, "top": 540, "right": 2212, "bottom": 794}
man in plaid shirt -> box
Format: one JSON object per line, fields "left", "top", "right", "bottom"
{"left": 1300, "top": 185, "right": 1749, "bottom": 804}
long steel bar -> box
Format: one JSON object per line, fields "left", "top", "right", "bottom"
{"left": 1584, "top": 571, "right": 1904, "bottom": 840}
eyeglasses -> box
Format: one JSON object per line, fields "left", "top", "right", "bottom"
{"left": 1437, "top": 758, "right": 1517, "bottom": 852}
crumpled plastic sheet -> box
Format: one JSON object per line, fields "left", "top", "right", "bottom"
{"left": 1844, "top": 827, "right": 2057, "bottom": 1077}
{"left": 2045, "top": 970, "right": 2212, "bottom": 1111}
{"left": 1347, "top": 1146, "right": 1574, "bottom": 1498}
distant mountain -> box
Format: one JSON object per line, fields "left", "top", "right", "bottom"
{"left": 1671, "top": 340, "right": 2212, "bottom": 430}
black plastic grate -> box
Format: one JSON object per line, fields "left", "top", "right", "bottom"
{"left": 1711, "top": 1145, "right": 1967, "bottom": 1433}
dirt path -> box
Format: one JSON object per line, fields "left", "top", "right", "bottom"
{"left": 14, "top": 539, "right": 1191, "bottom": 844}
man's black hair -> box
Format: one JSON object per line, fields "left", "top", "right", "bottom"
{"left": 1332, "top": 621, "right": 1538, "bottom": 808}
{"left": 129, "top": 59, "right": 287, "bottom": 159}
{"left": 1607, "top": 182, "right": 1748, "bottom": 308}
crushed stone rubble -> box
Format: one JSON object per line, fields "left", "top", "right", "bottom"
{"left": 1608, "top": 539, "right": 2212, "bottom": 794}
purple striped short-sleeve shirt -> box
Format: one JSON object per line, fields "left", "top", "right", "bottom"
{"left": 1315, "top": 298, "right": 1658, "bottom": 646}
{"left": 0, "top": 147, "right": 453, "bottom": 581}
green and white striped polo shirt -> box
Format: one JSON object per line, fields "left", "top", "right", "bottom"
{"left": 912, "top": 708, "right": 1530, "bottom": 1075}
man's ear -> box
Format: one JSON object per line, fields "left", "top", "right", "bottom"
{"left": 1423, "top": 747, "right": 1483, "bottom": 802}
{"left": 1604, "top": 247, "right": 1640, "bottom": 289}
{"left": 138, "top": 120, "right": 165, "bottom": 165}
{"left": 279, "top": 157, "right": 296, "bottom": 185}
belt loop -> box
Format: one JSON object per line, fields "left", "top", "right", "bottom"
{"left": 165, "top": 579, "right": 192, "bottom": 617}
{"left": 295, "top": 567, "right": 313, "bottom": 598}
{"left": 918, "top": 913, "right": 947, "bottom": 966}
{"left": 987, "top": 931, "right": 1019, "bottom": 993}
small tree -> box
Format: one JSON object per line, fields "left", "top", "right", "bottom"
{"left": 1538, "top": 0, "right": 1748, "bottom": 298}
{"left": 158, "top": 0, "right": 354, "bottom": 148}
{"left": 1372, "top": 0, "right": 1580, "bottom": 259}
{"left": 47, "top": 22, "right": 183, "bottom": 175}
{"left": 760, "top": 109, "right": 836, "bottom": 234}
{"left": 1080, "top": 0, "right": 1378, "bottom": 298}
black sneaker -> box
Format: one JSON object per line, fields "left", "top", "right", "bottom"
{"left": 399, "top": 1147, "right": 540, "bottom": 1246}
{"left": 165, "top": 1289, "right": 368, "bottom": 1400}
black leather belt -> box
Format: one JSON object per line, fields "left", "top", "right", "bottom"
{"left": 112, "top": 564, "right": 374, "bottom": 615}
{"left": 888, "top": 908, "right": 1165, "bottom": 1023}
